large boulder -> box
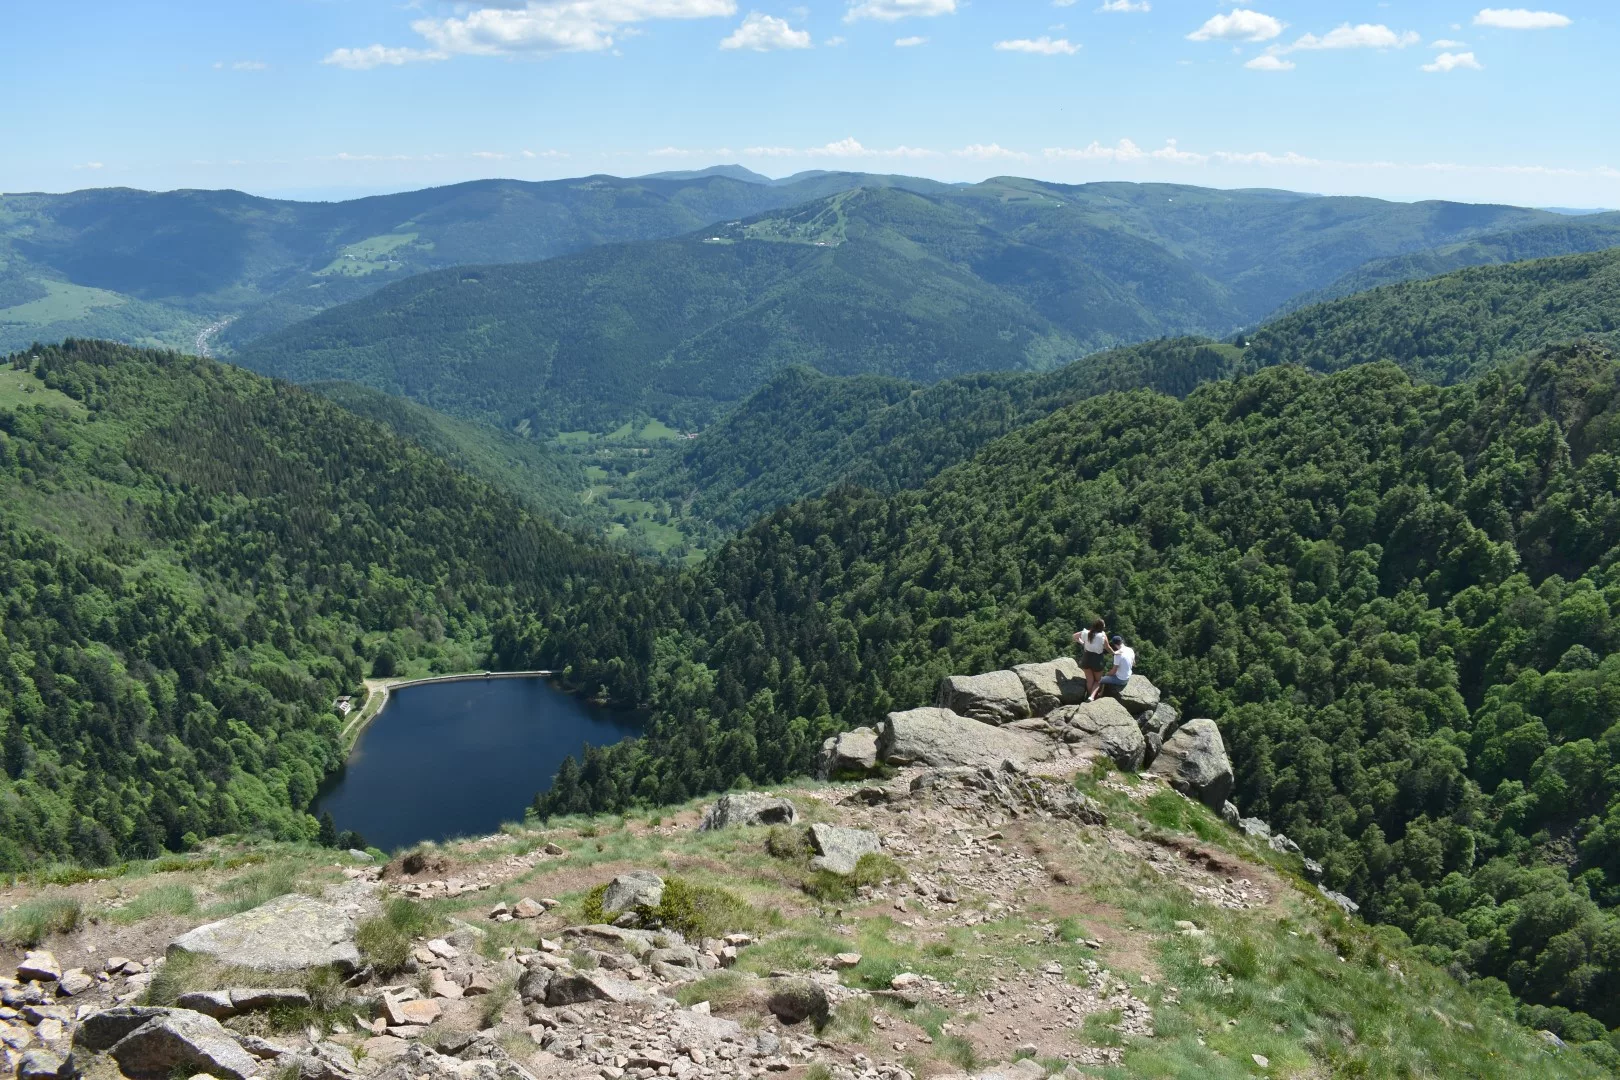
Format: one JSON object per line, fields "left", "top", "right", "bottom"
{"left": 699, "top": 793, "right": 799, "bottom": 831}
{"left": 17, "top": 1051, "right": 72, "bottom": 1080}
{"left": 817, "top": 727, "right": 880, "bottom": 778}
{"left": 544, "top": 971, "right": 653, "bottom": 1007}
{"left": 600, "top": 871, "right": 665, "bottom": 916}
{"left": 109, "top": 1010, "right": 260, "bottom": 1080}
{"left": 1048, "top": 698, "right": 1146, "bottom": 772}
{"left": 935, "top": 671, "right": 1031, "bottom": 725}
{"left": 1116, "top": 675, "right": 1162, "bottom": 717}
{"left": 807, "top": 824, "right": 882, "bottom": 875}
{"left": 879, "top": 708, "right": 1053, "bottom": 770}
{"left": 1146, "top": 719, "right": 1233, "bottom": 809}
{"left": 1012, "top": 658, "right": 1087, "bottom": 715}
{"left": 1138, "top": 703, "right": 1181, "bottom": 741}
{"left": 168, "top": 894, "right": 359, "bottom": 974}
{"left": 75, "top": 1008, "right": 174, "bottom": 1052}
{"left": 765, "top": 979, "right": 829, "bottom": 1026}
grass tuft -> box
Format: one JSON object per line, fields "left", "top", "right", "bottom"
{"left": 1, "top": 896, "right": 82, "bottom": 946}
{"left": 356, "top": 898, "right": 443, "bottom": 976}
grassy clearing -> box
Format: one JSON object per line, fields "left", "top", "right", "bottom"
{"left": 0, "top": 896, "right": 82, "bottom": 946}
{"left": 109, "top": 882, "right": 198, "bottom": 924}
{"left": 0, "top": 365, "right": 86, "bottom": 412}
{"left": 205, "top": 862, "right": 306, "bottom": 917}
{"left": 0, "top": 278, "right": 125, "bottom": 324}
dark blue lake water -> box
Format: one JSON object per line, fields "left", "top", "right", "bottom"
{"left": 312, "top": 677, "right": 641, "bottom": 852}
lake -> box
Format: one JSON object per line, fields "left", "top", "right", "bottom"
{"left": 312, "top": 676, "right": 642, "bottom": 852}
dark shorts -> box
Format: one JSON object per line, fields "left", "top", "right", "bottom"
{"left": 1080, "top": 652, "right": 1106, "bottom": 672}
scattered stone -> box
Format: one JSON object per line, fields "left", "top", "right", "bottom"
{"left": 831, "top": 953, "right": 862, "bottom": 969}
{"left": 55, "top": 970, "right": 94, "bottom": 997}
{"left": 17, "top": 1049, "right": 72, "bottom": 1080}
{"left": 889, "top": 973, "right": 921, "bottom": 990}
{"left": 1146, "top": 719, "right": 1234, "bottom": 809}
{"left": 807, "top": 824, "right": 882, "bottom": 875}
{"left": 1318, "top": 886, "right": 1360, "bottom": 916}
{"left": 818, "top": 728, "right": 881, "bottom": 779}
{"left": 542, "top": 843, "right": 566, "bottom": 856}
{"left": 347, "top": 849, "right": 375, "bottom": 863}
{"left": 1048, "top": 698, "right": 1146, "bottom": 771}
{"left": 1238, "top": 818, "right": 1271, "bottom": 839}
{"left": 1269, "top": 833, "right": 1302, "bottom": 857}
{"left": 464, "top": 972, "right": 496, "bottom": 996}
{"left": 544, "top": 972, "right": 652, "bottom": 1008}
{"left": 764, "top": 980, "right": 829, "bottom": 1026}
{"left": 109, "top": 1010, "right": 260, "bottom": 1080}
{"left": 880, "top": 708, "right": 1053, "bottom": 770}
{"left": 698, "top": 793, "right": 799, "bottom": 831}
{"left": 168, "top": 894, "right": 360, "bottom": 974}
{"left": 429, "top": 974, "right": 464, "bottom": 1000}
{"left": 601, "top": 871, "right": 665, "bottom": 917}
{"left": 512, "top": 898, "right": 544, "bottom": 919}
{"left": 174, "top": 991, "right": 236, "bottom": 1019}
{"left": 361, "top": 1036, "right": 410, "bottom": 1061}
{"left": 1220, "top": 801, "right": 1241, "bottom": 828}
{"left": 1252, "top": 1054, "right": 1270, "bottom": 1069}
{"left": 936, "top": 671, "right": 1032, "bottom": 725}
{"left": 1302, "top": 857, "right": 1325, "bottom": 882}
{"left": 16, "top": 954, "right": 60, "bottom": 984}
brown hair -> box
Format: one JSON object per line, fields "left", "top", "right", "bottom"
{"left": 1089, "top": 618, "right": 1106, "bottom": 633}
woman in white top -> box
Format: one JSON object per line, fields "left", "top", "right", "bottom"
{"left": 1072, "top": 618, "right": 1111, "bottom": 700}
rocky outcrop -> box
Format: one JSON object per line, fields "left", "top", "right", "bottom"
{"left": 1116, "top": 675, "right": 1161, "bottom": 717}
{"left": 936, "top": 671, "right": 1032, "bottom": 725}
{"left": 764, "top": 979, "right": 829, "bottom": 1026}
{"left": 168, "top": 894, "right": 360, "bottom": 974}
{"left": 1048, "top": 699, "right": 1145, "bottom": 772}
{"left": 817, "top": 727, "right": 880, "bottom": 778}
{"left": 108, "top": 1010, "right": 260, "bottom": 1080}
{"left": 699, "top": 793, "right": 798, "bottom": 831}
{"left": 544, "top": 970, "right": 655, "bottom": 1007}
{"left": 879, "top": 708, "right": 1053, "bottom": 769}
{"left": 1138, "top": 702, "right": 1180, "bottom": 741}
{"left": 807, "top": 824, "right": 882, "bottom": 875}
{"left": 1146, "top": 719, "right": 1233, "bottom": 809}
{"left": 601, "top": 871, "right": 665, "bottom": 916}
{"left": 908, "top": 765, "right": 1106, "bottom": 827}
{"left": 1012, "top": 658, "right": 1087, "bottom": 715}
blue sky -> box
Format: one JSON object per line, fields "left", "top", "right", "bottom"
{"left": 7, "top": 1, "right": 1616, "bottom": 206}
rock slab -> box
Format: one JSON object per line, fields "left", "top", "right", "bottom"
{"left": 1012, "top": 658, "right": 1087, "bottom": 715}
{"left": 807, "top": 824, "right": 882, "bottom": 875}
{"left": 168, "top": 894, "right": 360, "bottom": 974}
{"left": 1116, "top": 675, "right": 1162, "bottom": 717}
{"left": 935, "top": 671, "right": 1032, "bottom": 725}
{"left": 600, "top": 871, "right": 665, "bottom": 915}
{"left": 698, "top": 793, "right": 799, "bottom": 831}
{"left": 1146, "top": 718, "right": 1233, "bottom": 809}
{"left": 109, "top": 1010, "right": 260, "bottom": 1080}
{"left": 1048, "top": 698, "right": 1146, "bottom": 771}
{"left": 817, "top": 727, "right": 880, "bottom": 778}
{"left": 879, "top": 708, "right": 1052, "bottom": 770}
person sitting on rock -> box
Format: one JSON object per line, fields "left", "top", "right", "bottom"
{"left": 1090, "top": 634, "right": 1135, "bottom": 701}
{"left": 1072, "top": 618, "right": 1111, "bottom": 699}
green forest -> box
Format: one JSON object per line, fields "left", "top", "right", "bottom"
{"left": 0, "top": 340, "right": 662, "bottom": 866}
{"left": 527, "top": 345, "right": 1620, "bottom": 1057}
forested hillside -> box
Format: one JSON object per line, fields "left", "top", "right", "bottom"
{"left": 0, "top": 172, "right": 946, "bottom": 354}
{"left": 232, "top": 184, "right": 1582, "bottom": 434}
{"left": 1280, "top": 214, "right": 1620, "bottom": 313}
{"left": 532, "top": 347, "right": 1620, "bottom": 1042}
{"left": 1248, "top": 246, "right": 1620, "bottom": 382}
{"left": 0, "top": 341, "right": 661, "bottom": 866}
{"left": 635, "top": 246, "right": 1620, "bottom": 541}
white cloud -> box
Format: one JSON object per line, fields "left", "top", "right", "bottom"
{"left": 741, "top": 137, "right": 939, "bottom": 158}
{"left": 232, "top": 60, "right": 268, "bottom": 70}
{"left": 824, "top": 35, "right": 847, "bottom": 45}
{"left": 995, "top": 36, "right": 1079, "bottom": 55}
{"left": 1473, "top": 8, "right": 1570, "bottom": 29}
{"left": 1245, "top": 54, "right": 1294, "bottom": 71}
{"left": 894, "top": 35, "right": 928, "bottom": 46}
{"left": 1096, "top": 0, "right": 1149, "bottom": 10}
{"left": 954, "top": 143, "right": 1031, "bottom": 160}
{"left": 522, "top": 149, "right": 571, "bottom": 158}
{"left": 1431, "top": 39, "right": 1468, "bottom": 48}
{"left": 395, "top": 0, "right": 736, "bottom": 59}
{"left": 845, "top": 0, "right": 955, "bottom": 23}
{"left": 1282, "top": 24, "right": 1420, "bottom": 52}
{"left": 720, "top": 12, "right": 811, "bottom": 50}
{"left": 1423, "top": 50, "right": 1483, "bottom": 71}
{"left": 1045, "top": 138, "right": 1207, "bottom": 164}
{"left": 1187, "top": 10, "right": 1283, "bottom": 43}
{"left": 74, "top": 162, "right": 105, "bottom": 170}
{"left": 322, "top": 45, "right": 448, "bottom": 69}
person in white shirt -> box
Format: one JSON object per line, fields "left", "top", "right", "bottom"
{"left": 1091, "top": 634, "right": 1135, "bottom": 701}
{"left": 1071, "top": 618, "right": 1110, "bottom": 699}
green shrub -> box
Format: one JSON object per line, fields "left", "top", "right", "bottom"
{"left": 357, "top": 898, "right": 441, "bottom": 976}
{"left": 804, "top": 853, "right": 908, "bottom": 903}
{"left": 479, "top": 976, "right": 518, "bottom": 1029}
{"left": 650, "top": 877, "right": 763, "bottom": 938}
{"left": 766, "top": 826, "right": 812, "bottom": 861}
{"left": 1, "top": 897, "right": 82, "bottom": 946}
{"left": 580, "top": 883, "right": 609, "bottom": 925}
